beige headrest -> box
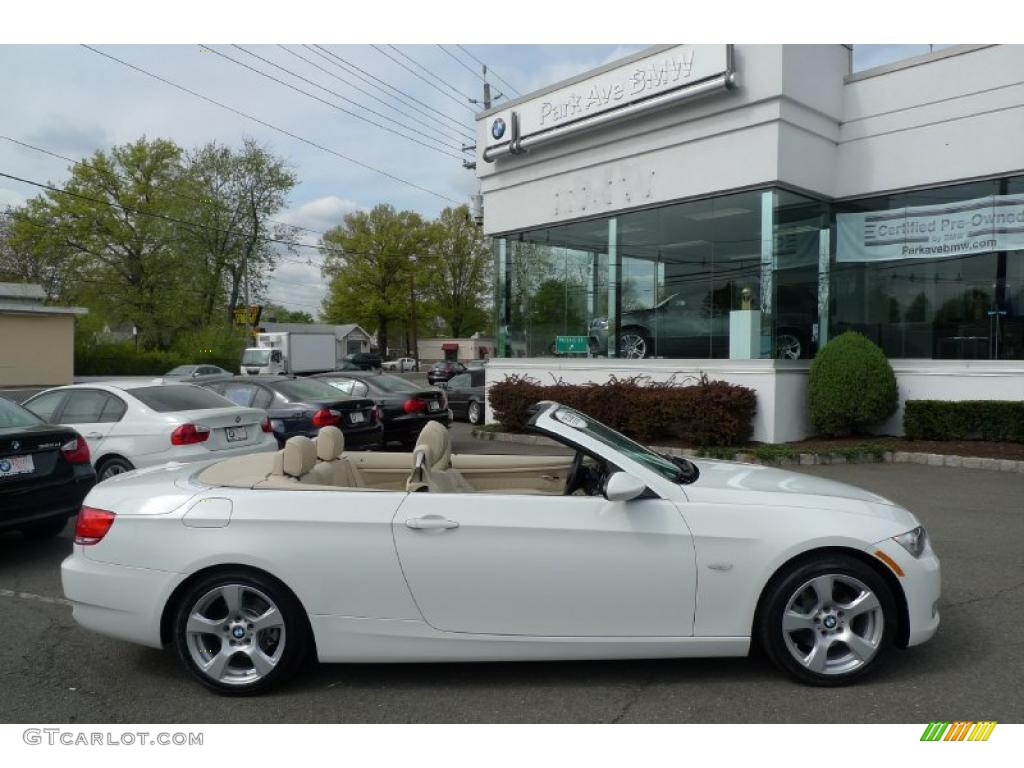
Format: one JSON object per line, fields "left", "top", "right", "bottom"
{"left": 282, "top": 436, "right": 317, "bottom": 477}
{"left": 270, "top": 449, "right": 285, "bottom": 476}
{"left": 414, "top": 420, "right": 451, "bottom": 470}
{"left": 316, "top": 426, "right": 345, "bottom": 461}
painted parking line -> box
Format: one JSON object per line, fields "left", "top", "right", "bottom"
{"left": 0, "top": 588, "right": 72, "bottom": 607}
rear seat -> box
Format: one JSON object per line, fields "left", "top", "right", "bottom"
{"left": 260, "top": 435, "right": 319, "bottom": 486}
{"left": 308, "top": 426, "right": 366, "bottom": 487}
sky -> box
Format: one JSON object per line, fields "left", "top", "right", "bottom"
{"left": 0, "top": 43, "right": 952, "bottom": 316}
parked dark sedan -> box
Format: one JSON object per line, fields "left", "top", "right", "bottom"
{"left": 0, "top": 397, "right": 96, "bottom": 538}
{"left": 346, "top": 352, "right": 382, "bottom": 371}
{"left": 441, "top": 368, "right": 486, "bottom": 424}
{"left": 198, "top": 376, "right": 383, "bottom": 449}
{"left": 426, "top": 360, "right": 467, "bottom": 385}
{"left": 311, "top": 371, "right": 451, "bottom": 449}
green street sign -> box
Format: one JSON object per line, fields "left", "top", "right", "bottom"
{"left": 554, "top": 335, "right": 589, "bottom": 355}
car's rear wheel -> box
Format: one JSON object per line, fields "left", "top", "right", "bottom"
{"left": 20, "top": 517, "right": 69, "bottom": 540}
{"left": 618, "top": 328, "right": 649, "bottom": 359}
{"left": 468, "top": 400, "right": 483, "bottom": 425}
{"left": 775, "top": 332, "right": 804, "bottom": 360}
{"left": 173, "top": 570, "right": 308, "bottom": 696}
{"left": 758, "top": 554, "right": 895, "bottom": 686}
{"left": 96, "top": 456, "right": 134, "bottom": 481}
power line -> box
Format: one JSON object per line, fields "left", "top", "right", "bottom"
{"left": 310, "top": 45, "right": 473, "bottom": 138}
{"left": 455, "top": 45, "right": 522, "bottom": 97}
{"left": 437, "top": 44, "right": 486, "bottom": 83}
{"left": 387, "top": 44, "right": 475, "bottom": 103}
{"left": 277, "top": 45, "right": 473, "bottom": 147}
{"left": 202, "top": 44, "right": 465, "bottom": 160}
{"left": 370, "top": 44, "right": 476, "bottom": 115}
{"left": 80, "top": 44, "right": 461, "bottom": 205}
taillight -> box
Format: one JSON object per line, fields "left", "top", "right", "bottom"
{"left": 260, "top": 416, "right": 272, "bottom": 433}
{"left": 170, "top": 423, "right": 210, "bottom": 445}
{"left": 60, "top": 435, "right": 91, "bottom": 464}
{"left": 403, "top": 398, "right": 427, "bottom": 414}
{"left": 312, "top": 408, "right": 341, "bottom": 427}
{"left": 74, "top": 506, "right": 116, "bottom": 545}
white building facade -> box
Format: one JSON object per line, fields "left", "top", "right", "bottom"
{"left": 475, "top": 44, "right": 1024, "bottom": 441}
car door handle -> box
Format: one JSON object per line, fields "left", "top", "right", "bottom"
{"left": 405, "top": 515, "right": 459, "bottom": 531}
{"left": 85, "top": 432, "right": 103, "bottom": 439}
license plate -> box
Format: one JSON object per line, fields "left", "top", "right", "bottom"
{"left": 428, "top": 401, "right": 441, "bottom": 411}
{"left": 0, "top": 455, "right": 34, "bottom": 477}
{"left": 349, "top": 412, "right": 365, "bottom": 424}
{"left": 225, "top": 426, "right": 248, "bottom": 442}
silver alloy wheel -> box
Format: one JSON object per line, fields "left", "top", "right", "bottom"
{"left": 99, "top": 463, "right": 129, "bottom": 480}
{"left": 781, "top": 573, "right": 884, "bottom": 675}
{"left": 775, "top": 333, "right": 802, "bottom": 359}
{"left": 468, "top": 401, "right": 481, "bottom": 424}
{"left": 185, "top": 583, "right": 286, "bottom": 686}
{"left": 619, "top": 332, "right": 647, "bottom": 359}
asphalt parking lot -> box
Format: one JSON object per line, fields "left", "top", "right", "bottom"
{"left": 1, "top": 434, "right": 1022, "bottom": 722}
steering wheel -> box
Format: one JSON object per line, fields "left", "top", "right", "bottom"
{"left": 563, "top": 450, "right": 586, "bottom": 496}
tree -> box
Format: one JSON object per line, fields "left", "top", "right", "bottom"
{"left": 423, "top": 205, "right": 492, "bottom": 337}
{"left": 262, "top": 303, "right": 314, "bottom": 323}
{"left": 320, "top": 204, "right": 429, "bottom": 355}
{"left": 183, "top": 139, "right": 298, "bottom": 325}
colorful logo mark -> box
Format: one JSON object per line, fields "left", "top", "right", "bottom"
{"left": 921, "top": 721, "right": 997, "bottom": 741}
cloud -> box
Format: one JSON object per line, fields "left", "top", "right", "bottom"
{"left": 0, "top": 187, "right": 27, "bottom": 209}
{"left": 279, "top": 194, "right": 360, "bottom": 234}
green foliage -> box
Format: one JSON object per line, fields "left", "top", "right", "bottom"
{"left": 904, "top": 400, "right": 1024, "bottom": 443}
{"left": 75, "top": 342, "right": 239, "bottom": 376}
{"left": 808, "top": 331, "right": 898, "bottom": 436}
{"left": 423, "top": 205, "right": 492, "bottom": 338}
{"left": 488, "top": 374, "right": 757, "bottom": 447}
{"left": 262, "top": 303, "right": 315, "bottom": 323}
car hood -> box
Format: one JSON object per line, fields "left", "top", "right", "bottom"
{"left": 684, "top": 459, "right": 918, "bottom": 526}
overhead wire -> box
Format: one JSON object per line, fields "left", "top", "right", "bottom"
{"left": 386, "top": 44, "right": 476, "bottom": 103}
{"left": 455, "top": 44, "right": 522, "bottom": 97}
{"left": 370, "top": 44, "right": 476, "bottom": 115}
{"left": 80, "top": 44, "right": 462, "bottom": 205}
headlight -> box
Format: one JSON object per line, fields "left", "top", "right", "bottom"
{"left": 591, "top": 317, "right": 609, "bottom": 330}
{"left": 893, "top": 526, "right": 928, "bottom": 558}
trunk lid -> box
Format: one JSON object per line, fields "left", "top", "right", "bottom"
{"left": 169, "top": 406, "right": 267, "bottom": 452}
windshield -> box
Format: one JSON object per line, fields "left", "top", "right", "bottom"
{"left": 542, "top": 406, "right": 698, "bottom": 484}
{"left": 165, "top": 366, "right": 195, "bottom": 376}
{"left": 130, "top": 385, "right": 237, "bottom": 412}
{"left": 274, "top": 378, "right": 350, "bottom": 402}
{"left": 0, "top": 398, "right": 44, "bottom": 429}
{"left": 242, "top": 349, "right": 271, "bottom": 366}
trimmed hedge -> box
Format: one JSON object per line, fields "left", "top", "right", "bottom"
{"left": 488, "top": 374, "right": 757, "bottom": 447}
{"left": 904, "top": 400, "right": 1024, "bottom": 443}
{"left": 75, "top": 343, "right": 239, "bottom": 376}
{"left": 808, "top": 331, "right": 898, "bottom": 436}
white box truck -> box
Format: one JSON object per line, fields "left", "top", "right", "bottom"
{"left": 240, "top": 331, "right": 338, "bottom": 376}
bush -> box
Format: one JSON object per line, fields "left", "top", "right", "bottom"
{"left": 904, "top": 400, "right": 1024, "bottom": 443}
{"left": 808, "top": 332, "right": 898, "bottom": 436}
{"left": 488, "top": 374, "right": 757, "bottom": 447}
{"left": 75, "top": 342, "right": 240, "bottom": 376}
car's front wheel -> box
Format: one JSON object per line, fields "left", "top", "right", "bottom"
{"left": 173, "top": 570, "right": 309, "bottom": 696}
{"left": 758, "top": 554, "right": 896, "bottom": 686}
{"left": 618, "top": 328, "right": 649, "bottom": 359}
{"left": 468, "top": 400, "right": 483, "bottom": 425}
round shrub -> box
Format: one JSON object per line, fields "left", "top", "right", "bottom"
{"left": 808, "top": 332, "right": 898, "bottom": 436}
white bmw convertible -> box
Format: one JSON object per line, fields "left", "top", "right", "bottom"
{"left": 61, "top": 401, "right": 940, "bottom": 695}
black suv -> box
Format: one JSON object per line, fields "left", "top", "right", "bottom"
{"left": 346, "top": 352, "right": 382, "bottom": 371}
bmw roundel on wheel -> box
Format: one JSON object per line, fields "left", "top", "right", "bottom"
{"left": 61, "top": 401, "right": 940, "bottom": 695}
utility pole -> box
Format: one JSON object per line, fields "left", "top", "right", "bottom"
{"left": 409, "top": 256, "right": 419, "bottom": 371}
{"left": 483, "top": 64, "right": 492, "bottom": 110}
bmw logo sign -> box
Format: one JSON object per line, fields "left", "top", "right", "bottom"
{"left": 0, "top": 460, "right": 10, "bottom": 473}
{"left": 235, "top": 416, "right": 241, "bottom": 424}
{"left": 491, "top": 117, "right": 506, "bottom": 140}
{"left": 11, "top": 440, "right": 20, "bottom": 452}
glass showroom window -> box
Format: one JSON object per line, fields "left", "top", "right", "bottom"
{"left": 833, "top": 179, "right": 1024, "bottom": 359}
{"left": 496, "top": 218, "right": 611, "bottom": 358}
{"left": 774, "top": 191, "right": 828, "bottom": 360}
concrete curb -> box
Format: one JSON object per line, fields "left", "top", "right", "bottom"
{"left": 470, "top": 428, "right": 1024, "bottom": 473}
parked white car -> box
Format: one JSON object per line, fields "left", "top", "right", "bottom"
{"left": 23, "top": 382, "right": 276, "bottom": 481}
{"left": 62, "top": 401, "right": 940, "bottom": 695}
{"left": 381, "top": 357, "right": 417, "bottom": 372}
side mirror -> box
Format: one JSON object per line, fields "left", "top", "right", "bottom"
{"left": 603, "top": 472, "right": 647, "bottom": 502}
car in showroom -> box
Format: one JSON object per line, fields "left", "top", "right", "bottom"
{"left": 21, "top": 383, "right": 275, "bottom": 481}
{"left": 426, "top": 360, "right": 467, "bottom": 385}
{"left": 381, "top": 357, "right": 417, "bottom": 372}
{"left": 311, "top": 370, "right": 450, "bottom": 449}
{"left": 199, "top": 375, "right": 383, "bottom": 450}
{"left": 441, "top": 368, "right": 486, "bottom": 425}
{"left": 588, "top": 286, "right": 816, "bottom": 360}
{"left": 61, "top": 401, "right": 939, "bottom": 695}
{"left": 0, "top": 397, "right": 95, "bottom": 539}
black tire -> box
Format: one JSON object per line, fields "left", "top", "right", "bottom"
{"left": 467, "top": 400, "right": 483, "bottom": 425}
{"left": 96, "top": 456, "right": 134, "bottom": 481}
{"left": 173, "top": 569, "right": 309, "bottom": 696}
{"left": 757, "top": 554, "right": 896, "bottom": 686}
{"left": 20, "top": 517, "right": 70, "bottom": 540}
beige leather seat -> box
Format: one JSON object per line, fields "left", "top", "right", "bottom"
{"left": 269, "top": 435, "right": 319, "bottom": 484}
{"left": 407, "top": 421, "right": 475, "bottom": 493}
{"left": 308, "top": 426, "right": 366, "bottom": 487}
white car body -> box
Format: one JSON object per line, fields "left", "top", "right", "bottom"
{"left": 382, "top": 357, "right": 417, "bottom": 372}
{"left": 23, "top": 382, "right": 277, "bottom": 479}
{"left": 62, "top": 402, "right": 939, "bottom": 690}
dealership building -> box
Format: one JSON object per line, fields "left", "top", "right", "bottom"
{"left": 474, "top": 44, "right": 1024, "bottom": 441}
